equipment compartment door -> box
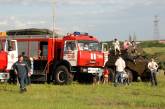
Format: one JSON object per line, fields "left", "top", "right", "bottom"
{"left": 63, "top": 41, "right": 78, "bottom": 66}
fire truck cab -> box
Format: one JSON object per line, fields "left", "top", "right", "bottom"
{"left": 3, "top": 31, "right": 105, "bottom": 84}
{"left": 0, "top": 33, "right": 18, "bottom": 82}
{"left": 51, "top": 32, "right": 104, "bottom": 84}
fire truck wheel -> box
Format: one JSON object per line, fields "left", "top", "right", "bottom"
{"left": 54, "top": 66, "right": 73, "bottom": 85}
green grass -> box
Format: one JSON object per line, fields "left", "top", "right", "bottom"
{"left": 0, "top": 46, "right": 164, "bottom": 109}
{"left": 143, "top": 47, "right": 165, "bottom": 55}
{"left": 139, "top": 41, "right": 165, "bottom": 48}
{"left": 143, "top": 47, "right": 165, "bottom": 61}
{"left": 0, "top": 71, "right": 165, "bottom": 109}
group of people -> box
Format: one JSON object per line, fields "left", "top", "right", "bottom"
{"left": 98, "top": 55, "right": 129, "bottom": 86}
{"left": 101, "top": 38, "right": 159, "bottom": 86}
{"left": 114, "top": 56, "right": 158, "bottom": 86}
{"left": 113, "top": 38, "right": 137, "bottom": 55}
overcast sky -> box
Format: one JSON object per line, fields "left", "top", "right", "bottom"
{"left": 0, "top": 0, "right": 164, "bottom": 41}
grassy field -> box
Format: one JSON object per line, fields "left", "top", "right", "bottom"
{"left": 0, "top": 71, "right": 165, "bottom": 109}
{"left": 143, "top": 47, "right": 165, "bottom": 55}
{"left": 0, "top": 46, "right": 164, "bottom": 109}
{"left": 143, "top": 47, "right": 165, "bottom": 61}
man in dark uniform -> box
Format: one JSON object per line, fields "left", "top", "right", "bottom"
{"left": 13, "top": 55, "right": 30, "bottom": 93}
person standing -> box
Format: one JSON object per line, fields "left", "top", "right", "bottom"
{"left": 123, "top": 40, "right": 131, "bottom": 51}
{"left": 114, "top": 56, "right": 126, "bottom": 86}
{"left": 113, "top": 38, "right": 120, "bottom": 55}
{"left": 97, "top": 69, "right": 103, "bottom": 84}
{"left": 148, "top": 58, "right": 159, "bottom": 86}
{"left": 103, "top": 67, "right": 110, "bottom": 84}
{"left": 130, "top": 41, "right": 137, "bottom": 54}
{"left": 13, "top": 55, "right": 30, "bottom": 93}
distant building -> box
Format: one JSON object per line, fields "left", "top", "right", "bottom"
{"left": 135, "top": 41, "right": 142, "bottom": 44}
{"left": 159, "top": 40, "right": 165, "bottom": 44}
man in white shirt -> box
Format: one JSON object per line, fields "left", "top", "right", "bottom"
{"left": 114, "top": 56, "right": 126, "bottom": 86}
{"left": 148, "top": 58, "right": 159, "bottom": 86}
{"left": 113, "top": 38, "right": 120, "bottom": 55}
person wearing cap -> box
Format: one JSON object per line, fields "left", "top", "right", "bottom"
{"left": 13, "top": 55, "right": 30, "bottom": 93}
{"left": 148, "top": 58, "right": 159, "bottom": 86}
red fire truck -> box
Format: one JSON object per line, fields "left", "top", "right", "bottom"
{"left": 0, "top": 33, "right": 18, "bottom": 82}
{"left": 0, "top": 30, "right": 106, "bottom": 84}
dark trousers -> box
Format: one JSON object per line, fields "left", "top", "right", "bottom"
{"left": 150, "top": 70, "right": 157, "bottom": 86}
{"left": 18, "top": 75, "right": 26, "bottom": 89}
{"left": 115, "top": 71, "right": 122, "bottom": 84}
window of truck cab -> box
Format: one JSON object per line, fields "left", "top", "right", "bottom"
{"left": 78, "top": 40, "right": 99, "bottom": 51}
{"left": 6, "top": 40, "right": 16, "bottom": 51}
{"left": 64, "top": 40, "right": 77, "bottom": 52}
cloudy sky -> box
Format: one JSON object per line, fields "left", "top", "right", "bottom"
{"left": 0, "top": 0, "right": 164, "bottom": 41}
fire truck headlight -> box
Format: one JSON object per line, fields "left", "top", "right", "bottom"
{"left": 80, "top": 68, "right": 87, "bottom": 73}
{"left": 80, "top": 67, "right": 88, "bottom": 73}
{"left": 2, "top": 74, "right": 8, "bottom": 79}
{"left": 83, "top": 68, "right": 88, "bottom": 72}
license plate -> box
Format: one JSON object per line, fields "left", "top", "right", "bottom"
{"left": 88, "top": 68, "right": 99, "bottom": 73}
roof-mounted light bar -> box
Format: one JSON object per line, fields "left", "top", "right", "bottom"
{"left": 73, "top": 32, "right": 89, "bottom": 36}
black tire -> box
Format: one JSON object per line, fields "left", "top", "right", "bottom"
{"left": 54, "top": 66, "right": 73, "bottom": 85}
{"left": 125, "top": 69, "right": 133, "bottom": 82}
{"left": 47, "top": 73, "right": 51, "bottom": 84}
{"left": 108, "top": 68, "right": 115, "bottom": 82}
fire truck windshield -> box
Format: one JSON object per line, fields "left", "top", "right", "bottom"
{"left": 78, "top": 41, "right": 99, "bottom": 51}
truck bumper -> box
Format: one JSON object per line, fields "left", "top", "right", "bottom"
{"left": 0, "top": 72, "right": 10, "bottom": 82}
